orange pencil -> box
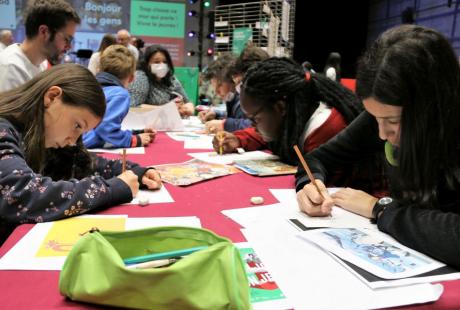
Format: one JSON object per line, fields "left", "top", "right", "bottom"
{"left": 293, "top": 145, "right": 325, "bottom": 199}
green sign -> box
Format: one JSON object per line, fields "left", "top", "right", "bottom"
{"left": 232, "top": 27, "right": 253, "bottom": 55}
{"left": 130, "top": 1, "right": 185, "bottom": 38}
{"left": 175, "top": 67, "right": 199, "bottom": 106}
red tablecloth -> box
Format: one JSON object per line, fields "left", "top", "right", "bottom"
{"left": 0, "top": 133, "right": 458, "bottom": 309}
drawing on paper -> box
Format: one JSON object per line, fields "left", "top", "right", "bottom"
{"left": 35, "top": 217, "right": 126, "bottom": 257}
{"left": 321, "top": 228, "right": 431, "bottom": 274}
{"left": 154, "top": 159, "right": 240, "bottom": 186}
{"left": 235, "top": 159, "right": 297, "bottom": 176}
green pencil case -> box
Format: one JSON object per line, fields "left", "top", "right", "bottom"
{"left": 59, "top": 226, "right": 251, "bottom": 310}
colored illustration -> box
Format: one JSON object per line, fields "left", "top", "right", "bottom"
{"left": 154, "top": 159, "right": 240, "bottom": 186}
{"left": 238, "top": 247, "right": 287, "bottom": 303}
{"left": 321, "top": 228, "right": 431, "bottom": 274}
{"left": 235, "top": 159, "right": 297, "bottom": 176}
{"left": 36, "top": 217, "right": 126, "bottom": 257}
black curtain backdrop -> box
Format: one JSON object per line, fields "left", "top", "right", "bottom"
{"left": 218, "top": 0, "right": 370, "bottom": 78}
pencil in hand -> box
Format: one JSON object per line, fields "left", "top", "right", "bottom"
{"left": 293, "top": 145, "right": 325, "bottom": 199}
{"left": 122, "top": 149, "right": 127, "bottom": 173}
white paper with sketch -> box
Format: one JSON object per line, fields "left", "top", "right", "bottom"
{"left": 0, "top": 215, "right": 201, "bottom": 271}
{"left": 87, "top": 147, "right": 145, "bottom": 154}
{"left": 188, "top": 151, "right": 278, "bottom": 165}
{"left": 124, "top": 187, "right": 174, "bottom": 205}
{"left": 241, "top": 225, "right": 444, "bottom": 310}
{"left": 181, "top": 116, "right": 205, "bottom": 132}
{"left": 166, "top": 131, "right": 212, "bottom": 142}
{"left": 122, "top": 101, "right": 184, "bottom": 131}
{"left": 298, "top": 227, "right": 445, "bottom": 280}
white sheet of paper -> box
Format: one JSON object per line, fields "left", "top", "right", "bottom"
{"left": 187, "top": 151, "right": 278, "bottom": 165}
{"left": 0, "top": 215, "right": 201, "bottom": 271}
{"left": 122, "top": 101, "right": 184, "bottom": 131}
{"left": 241, "top": 225, "right": 444, "bottom": 310}
{"left": 269, "top": 188, "right": 376, "bottom": 229}
{"left": 223, "top": 188, "right": 376, "bottom": 230}
{"left": 298, "top": 228, "right": 445, "bottom": 280}
{"left": 87, "top": 147, "right": 145, "bottom": 154}
{"left": 183, "top": 136, "right": 214, "bottom": 149}
{"left": 125, "top": 187, "right": 174, "bottom": 205}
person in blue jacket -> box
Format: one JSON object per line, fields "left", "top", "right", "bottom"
{"left": 83, "top": 45, "right": 156, "bottom": 149}
{"left": 199, "top": 53, "right": 252, "bottom": 133}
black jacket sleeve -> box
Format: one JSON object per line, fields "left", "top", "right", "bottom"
{"left": 378, "top": 203, "right": 460, "bottom": 269}
{"left": 295, "top": 111, "right": 384, "bottom": 191}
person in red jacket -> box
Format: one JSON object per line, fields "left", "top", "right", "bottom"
{"left": 213, "top": 57, "right": 362, "bottom": 164}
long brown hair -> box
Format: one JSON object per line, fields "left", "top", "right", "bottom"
{"left": 0, "top": 64, "right": 105, "bottom": 172}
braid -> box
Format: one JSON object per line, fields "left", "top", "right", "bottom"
{"left": 243, "top": 57, "right": 362, "bottom": 164}
{"left": 310, "top": 73, "right": 363, "bottom": 124}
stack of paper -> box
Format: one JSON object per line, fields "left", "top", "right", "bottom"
{"left": 122, "top": 101, "right": 184, "bottom": 131}
{"left": 221, "top": 189, "right": 449, "bottom": 308}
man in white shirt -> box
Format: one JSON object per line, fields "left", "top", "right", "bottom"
{"left": 117, "top": 29, "right": 139, "bottom": 60}
{"left": 0, "top": 0, "right": 80, "bottom": 92}
{"left": 0, "top": 30, "right": 14, "bottom": 52}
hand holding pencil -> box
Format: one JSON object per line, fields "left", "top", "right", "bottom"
{"left": 293, "top": 145, "right": 334, "bottom": 217}
{"left": 117, "top": 149, "right": 140, "bottom": 197}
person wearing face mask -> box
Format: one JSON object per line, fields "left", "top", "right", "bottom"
{"left": 199, "top": 53, "right": 253, "bottom": 133}
{"left": 128, "top": 45, "right": 194, "bottom": 117}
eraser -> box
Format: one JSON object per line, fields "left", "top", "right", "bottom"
{"left": 138, "top": 196, "right": 150, "bottom": 206}
{"left": 250, "top": 196, "right": 264, "bottom": 205}
{"left": 236, "top": 148, "right": 245, "bottom": 154}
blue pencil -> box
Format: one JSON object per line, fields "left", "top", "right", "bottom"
{"left": 123, "top": 246, "right": 208, "bottom": 265}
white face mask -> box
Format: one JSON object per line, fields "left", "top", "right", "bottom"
{"left": 224, "top": 91, "right": 235, "bottom": 102}
{"left": 150, "top": 63, "right": 169, "bottom": 78}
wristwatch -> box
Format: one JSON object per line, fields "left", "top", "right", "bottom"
{"left": 371, "top": 196, "right": 393, "bottom": 223}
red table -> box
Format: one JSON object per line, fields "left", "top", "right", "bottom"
{"left": 0, "top": 133, "right": 459, "bottom": 309}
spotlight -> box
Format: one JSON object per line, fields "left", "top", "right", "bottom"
{"left": 189, "top": 0, "right": 198, "bottom": 4}
{"left": 188, "top": 31, "right": 196, "bottom": 38}
{"left": 207, "top": 48, "right": 214, "bottom": 56}
{"left": 187, "top": 50, "right": 196, "bottom": 56}
{"left": 204, "top": 1, "right": 211, "bottom": 8}
{"left": 188, "top": 10, "right": 198, "bottom": 17}
{"left": 206, "top": 33, "right": 215, "bottom": 40}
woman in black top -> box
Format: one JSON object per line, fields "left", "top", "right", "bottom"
{"left": 296, "top": 25, "right": 460, "bottom": 269}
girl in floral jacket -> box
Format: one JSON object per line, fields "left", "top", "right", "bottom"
{"left": 0, "top": 64, "right": 161, "bottom": 245}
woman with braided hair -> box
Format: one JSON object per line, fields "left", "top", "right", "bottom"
{"left": 212, "top": 57, "right": 362, "bottom": 164}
